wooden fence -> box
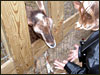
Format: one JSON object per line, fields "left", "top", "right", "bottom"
{"left": 1, "top": 1, "right": 79, "bottom": 74}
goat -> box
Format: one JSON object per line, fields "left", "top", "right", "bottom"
{"left": 25, "top": 1, "right": 56, "bottom": 48}
{"left": 73, "top": 1, "right": 99, "bottom": 31}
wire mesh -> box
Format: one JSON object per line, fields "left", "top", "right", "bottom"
{"left": 1, "top": 41, "right": 9, "bottom": 65}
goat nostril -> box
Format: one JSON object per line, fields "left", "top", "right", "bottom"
{"left": 50, "top": 40, "right": 56, "bottom": 48}
{"left": 50, "top": 44, "right": 55, "bottom": 47}
{"left": 51, "top": 44, "right": 54, "bottom": 47}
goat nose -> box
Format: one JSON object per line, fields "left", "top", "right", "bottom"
{"left": 50, "top": 44, "right": 55, "bottom": 47}
{"left": 50, "top": 42, "right": 56, "bottom": 48}
{"left": 45, "top": 39, "right": 56, "bottom": 48}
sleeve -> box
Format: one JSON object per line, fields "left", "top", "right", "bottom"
{"left": 78, "top": 39, "right": 86, "bottom": 62}
{"left": 64, "top": 61, "right": 86, "bottom": 74}
{"left": 78, "top": 46, "right": 83, "bottom": 62}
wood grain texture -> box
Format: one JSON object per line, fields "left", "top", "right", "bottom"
{"left": 63, "top": 12, "right": 79, "bottom": 37}
{"left": 1, "top": 24, "right": 11, "bottom": 58}
{"left": 1, "top": 58, "right": 17, "bottom": 74}
{"left": 1, "top": 1, "right": 33, "bottom": 74}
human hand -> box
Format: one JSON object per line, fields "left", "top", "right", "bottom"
{"left": 54, "top": 60, "right": 68, "bottom": 70}
{"left": 67, "top": 44, "right": 79, "bottom": 62}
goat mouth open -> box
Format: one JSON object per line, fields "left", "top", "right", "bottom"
{"left": 41, "top": 33, "right": 56, "bottom": 48}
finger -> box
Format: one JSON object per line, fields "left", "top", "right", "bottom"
{"left": 53, "top": 62, "right": 60, "bottom": 67}
{"left": 69, "top": 50, "right": 74, "bottom": 53}
{"left": 55, "top": 60, "right": 65, "bottom": 67}
{"left": 70, "top": 58, "right": 75, "bottom": 62}
{"left": 69, "top": 50, "right": 75, "bottom": 54}
{"left": 54, "top": 62, "right": 64, "bottom": 70}
{"left": 68, "top": 55, "right": 73, "bottom": 59}
{"left": 63, "top": 60, "right": 68, "bottom": 64}
{"left": 67, "top": 56, "right": 73, "bottom": 61}
{"left": 54, "top": 62, "right": 64, "bottom": 67}
{"left": 67, "top": 57, "right": 72, "bottom": 61}
{"left": 74, "top": 44, "right": 79, "bottom": 49}
{"left": 55, "top": 67, "right": 64, "bottom": 70}
{"left": 54, "top": 60, "right": 59, "bottom": 63}
{"left": 54, "top": 60, "right": 61, "bottom": 66}
{"left": 68, "top": 54, "right": 73, "bottom": 57}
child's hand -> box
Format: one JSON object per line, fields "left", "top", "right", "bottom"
{"left": 54, "top": 60, "right": 68, "bottom": 70}
{"left": 54, "top": 44, "right": 79, "bottom": 70}
{"left": 67, "top": 44, "right": 79, "bottom": 62}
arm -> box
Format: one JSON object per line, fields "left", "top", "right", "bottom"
{"left": 64, "top": 61, "right": 86, "bottom": 74}
{"left": 54, "top": 45, "right": 85, "bottom": 74}
{"left": 78, "top": 46, "right": 82, "bottom": 62}
{"left": 54, "top": 60, "right": 87, "bottom": 74}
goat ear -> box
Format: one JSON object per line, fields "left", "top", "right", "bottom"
{"left": 73, "top": 1, "right": 81, "bottom": 10}
{"left": 36, "top": 1, "right": 46, "bottom": 14}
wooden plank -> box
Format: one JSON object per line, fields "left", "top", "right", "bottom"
{"left": 48, "top": 1, "right": 64, "bottom": 42}
{"left": 48, "top": 1, "right": 64, "bottom": 27}
{"left": 1, "top": 58, "right": 17, "bottom": 74}
{"left": 32, "top": 39, "right": 48, "bottom": 60}
{"left": 1, "top": 1, "right": 33, "bottom": 74}
{"left": 63, "top": 12, "right": 79, "bottom": 37}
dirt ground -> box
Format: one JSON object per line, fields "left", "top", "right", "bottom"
{"left": 25, "top": 1, "right": 92, "bottom": 74}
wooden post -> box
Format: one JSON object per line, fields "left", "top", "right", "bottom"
{"left": 48, "top": 1, "right": 64, "bottom": 44}
{"left": 1, "top": 1, "right": 33, "bottom": 74}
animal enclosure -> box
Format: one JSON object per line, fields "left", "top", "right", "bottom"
{"left": 1, "top": 1, "right": 91, "bottom": 74}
